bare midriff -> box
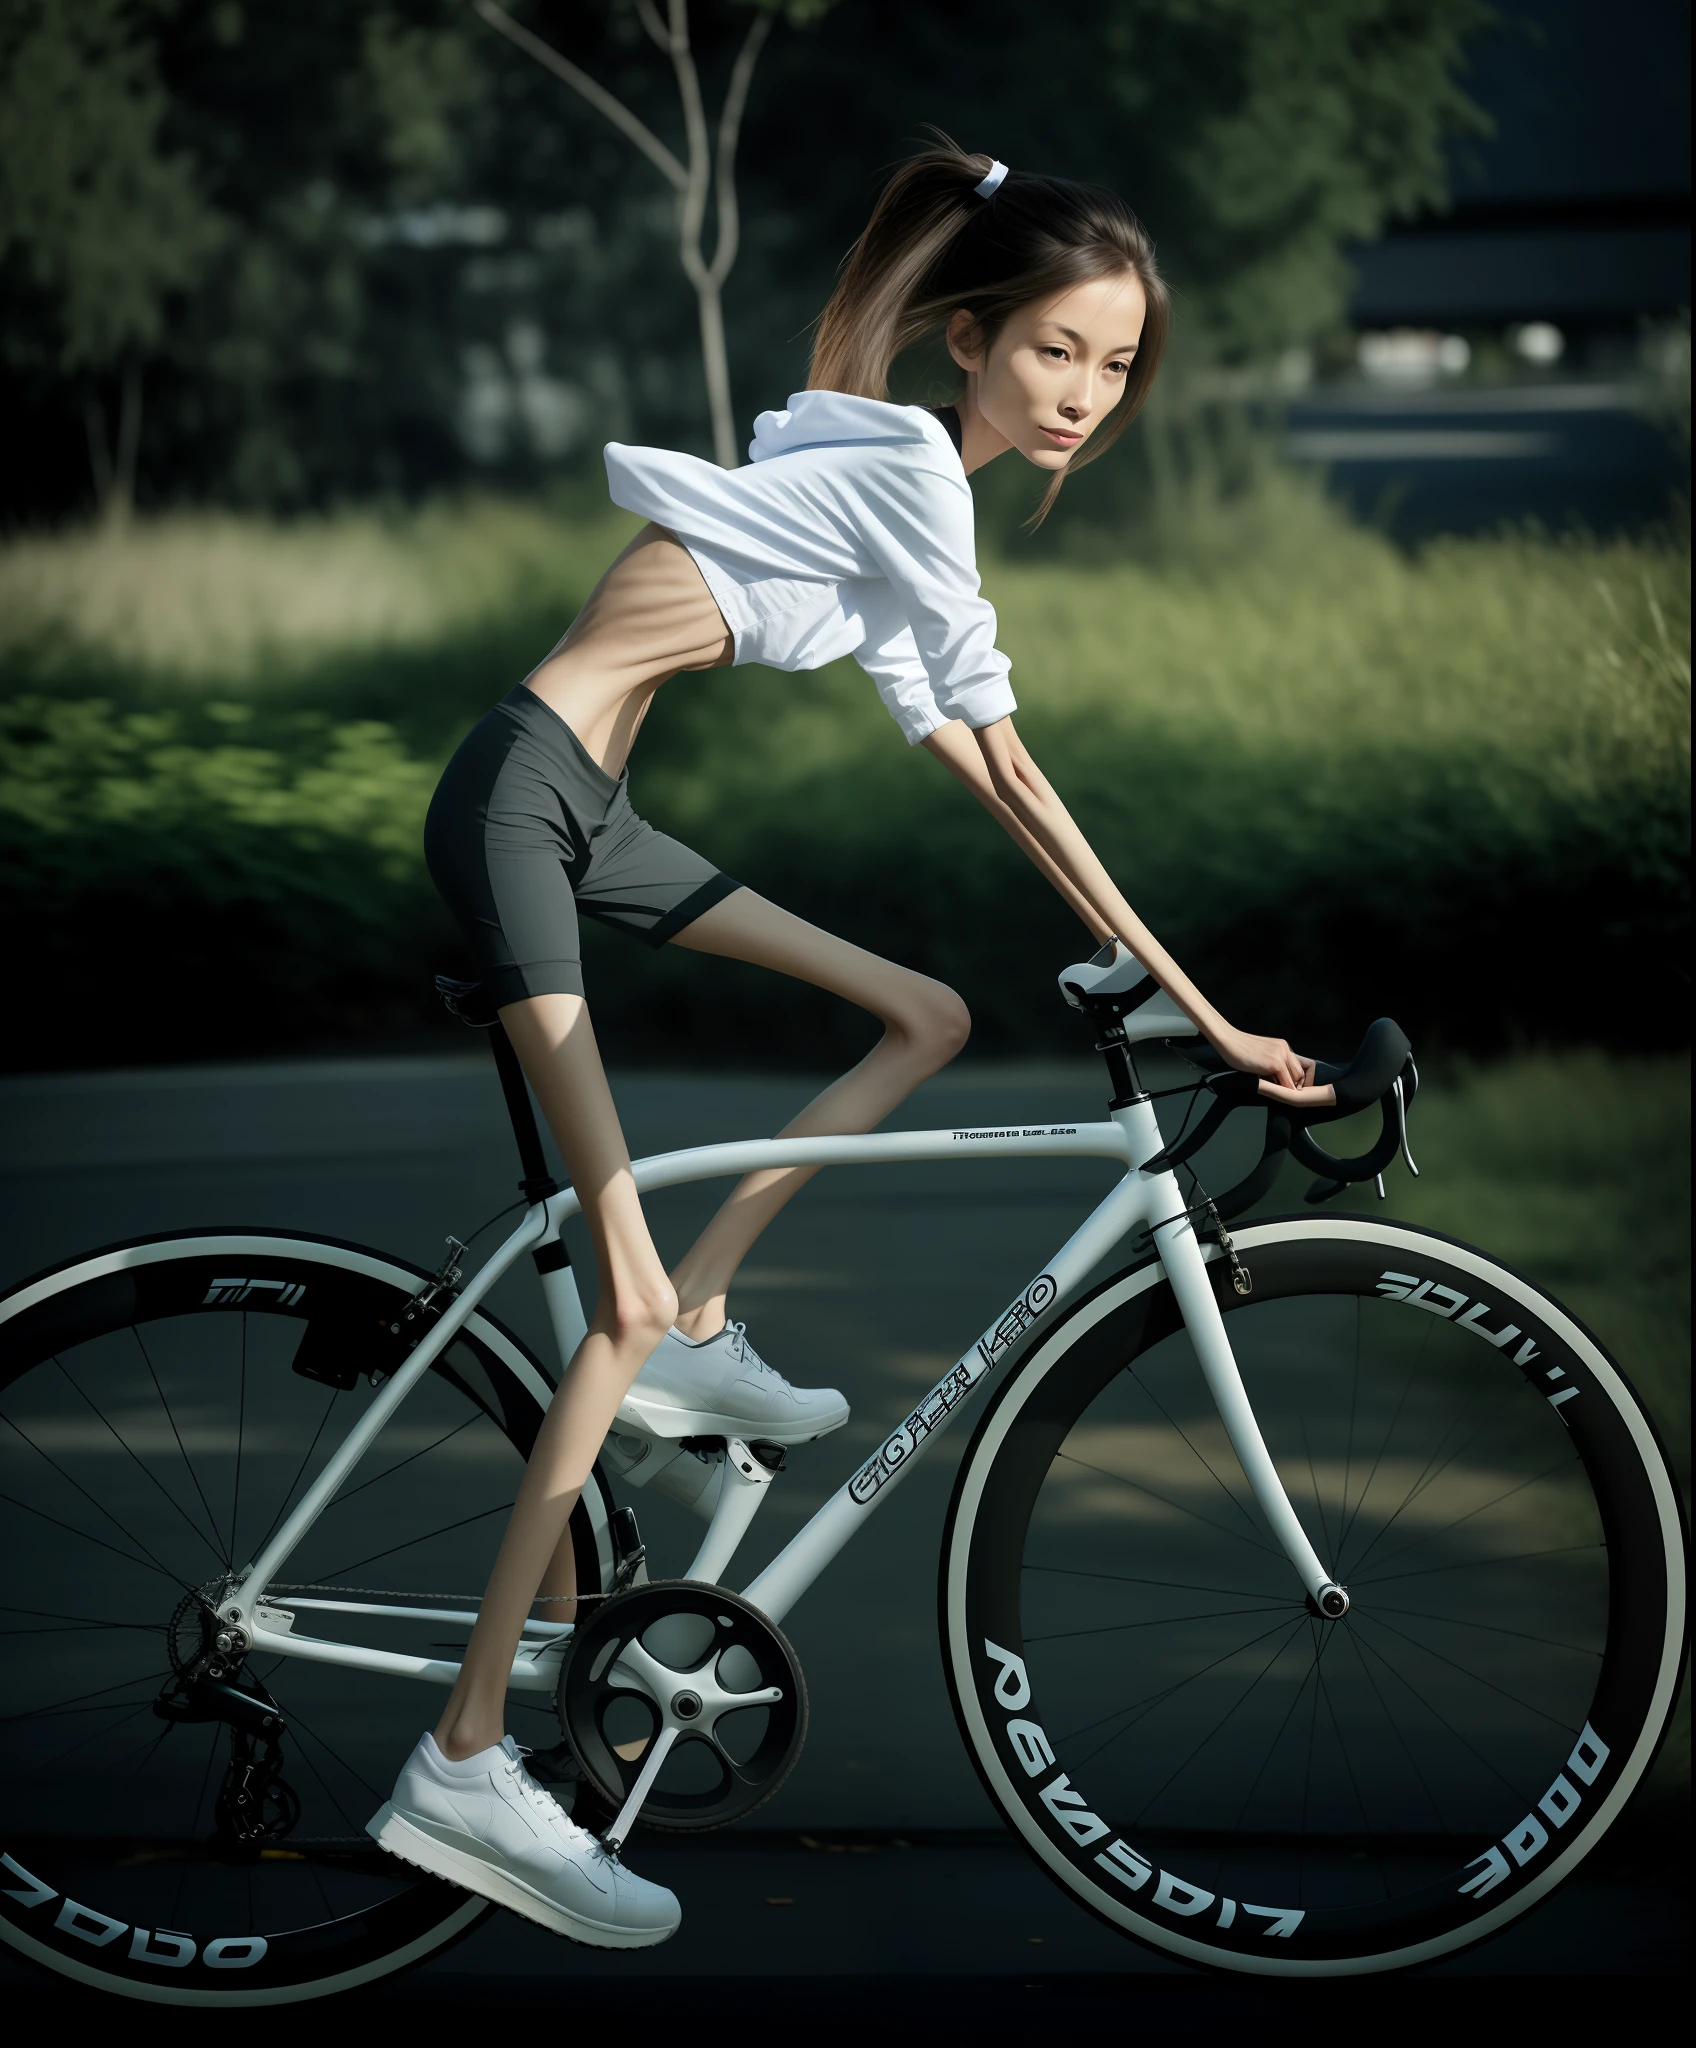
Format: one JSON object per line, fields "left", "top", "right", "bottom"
{"left": 521, "top": 524, "right": 734, "bottom": 777}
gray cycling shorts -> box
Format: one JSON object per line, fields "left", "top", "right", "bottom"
{"left": 424, "top": 686, "right": 741, "bottom": 1006}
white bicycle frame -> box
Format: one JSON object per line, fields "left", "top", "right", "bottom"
{"left": 221, "top": 1089, "right": 1346, "bottom": 1694}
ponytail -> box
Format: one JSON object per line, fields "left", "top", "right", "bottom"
{"left": 809, "top": 137, "right": 1170, "bottom": 523}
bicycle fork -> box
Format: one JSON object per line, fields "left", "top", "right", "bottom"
{"left": 1130, "top": 1100, "right": 1349, "bottom": 1616}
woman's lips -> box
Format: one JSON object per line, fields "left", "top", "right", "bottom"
{"left": 1040, "top": 425, "right": 1083, "bottom": 445}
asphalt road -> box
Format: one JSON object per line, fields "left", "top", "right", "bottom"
{"left": 0, "top": 1055, "right": 1684, "bottom": 2002}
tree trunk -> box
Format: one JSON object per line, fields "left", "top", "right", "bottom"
{"left": 695, "top": 277, "right": 736, "bottom": 468}
{"left": 475, "top": 1, "right": 769, "bottom": 471}
{"left": 82, "top": 391, "right": 114, "bottom": 516}
{"left": 84, "top": 364, "right": 143, "bottom": 527}
{"left": 110, "top": 362, "right": 143, "bottom": 527}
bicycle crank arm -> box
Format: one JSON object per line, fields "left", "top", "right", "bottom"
{"left": 1153, "top": 1200, "right": 1349, "bottom": 1617}
{"left": 601, "top": 1725, "right": 679, "bottom": 1853}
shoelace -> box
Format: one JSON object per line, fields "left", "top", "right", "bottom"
{"left": 505, "top": 1746, "right": 602, "bottom": 1855}
{"left": 724, "top": 1320, "right": 779, "bottom": 1381}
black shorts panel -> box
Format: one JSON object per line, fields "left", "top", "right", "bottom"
{"left": 424, "top": 687, "right": 739, "bottom": 1006}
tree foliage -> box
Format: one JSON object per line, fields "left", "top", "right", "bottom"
{"left": 0, "top": 0, "right": 1489, "bottom": 519}
{"left": 0, "top": 0, "right": 218, "bottom": 374}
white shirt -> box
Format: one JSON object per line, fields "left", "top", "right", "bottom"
{"left": 603, "top": 390, "right": 1017, "bottom": 745}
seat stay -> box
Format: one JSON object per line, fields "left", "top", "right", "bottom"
{"left": 230, "top": 1203, "right": 552, "bottom": 1626}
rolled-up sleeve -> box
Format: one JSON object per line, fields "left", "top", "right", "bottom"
{"left": 857, "top": 461, "right": 1017, "bottom": 730}
{"left": 853, "top": 608, "right": 951, "bottom": 745}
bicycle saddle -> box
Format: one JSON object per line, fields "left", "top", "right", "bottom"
{"left": 1057, "top": 937, "right": 1197, "bottom": 1044}
{"left": 435, "top": 974, "right": 499, "bottom": 1028}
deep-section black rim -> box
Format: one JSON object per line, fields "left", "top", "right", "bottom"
{"left": 947, "top": 1225, "right": 1680, "bottom": 1969}
{"left": 560, "top": 1581, "right": 807, "bottom": 1831}
{"left": 0, "top": 1237, "right": 602, "bottom": 1998}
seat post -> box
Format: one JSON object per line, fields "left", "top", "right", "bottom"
{"left": 486, "top": 1022, "right": 562, "bottom": 1206}
{"left": 1093, "top": 1019, "right": 1147, "bottom": 1108}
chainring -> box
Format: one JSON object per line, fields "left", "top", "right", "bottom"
{"left": 556, "top": 1580, "right": 807, "bottom": 1833}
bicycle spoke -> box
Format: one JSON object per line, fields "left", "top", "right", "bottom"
{"left": 1025, "top": 1561, "right": 1292, "bottom": 1601}
{"left": 1, "top": 1668, "right": 170, "bottom": 1728}
{"left": 31, "top": 1697, "right": 159, "bottom": 1776}
{"left": 1352, "top": 1456, "right": 1587, "bottom": 1582}
{"left": 0, "top": 1487, "right": 188, "bottom": 1588}
{"left": 1057, "top": 1611, "right": 1307, "bottom": 1760}
{"left": 1053, "top": 1449, "right": 1278, "bottom": 1555}
{"left": 1352, "top": 1609, "right": 1580, "bottom": 1731}
{"left": 333, "top": 1411, "right": 486, "bottom": 1507}
{"left": 249, "top": 1381, "right": 340, "bottom": 1561}
{"left": 1336, "top": 1622, "right": 1449, "bottom": 1834}
{"left": 171, "top": 1730, "right": 221, "bottom": 1923}
{"left": 52, "top": 1353, "right": 228, "bottom": 1573}
{"left": 316, "top": 1498, "right": 516, "bottom": 1583}
{"left": 1131, "top": 1620, "right": 1319, "bottom": 1826}
{"left": 1314, "top": 1649, "right": 1383, "bottom": 1896}
{"left": 282, "top": 1701, "right": 384, "bottom": 1820}
{"left": 228, "top": 1313, "right": 248, "bottom": 1560}
{"left": 0, "top": 1413, "right": 195, "bottom": 1592}
{"left": 1361, "top": 1540, "right": 1604, "bottom": 1585}
{"left": 133, "top": 1324, "right": 230, "bottom": 1566}
{"left": 1025, "top": 1599, "right": 1297, "bottom": 1645}
{"left": 1123, "top": 1360, "right": 1268, "bottom": 1546}
{"left": 1346, "top": 1626, "right": 1538, "bottom": 1806}
{"left": 1219, "top": 1626, "right": 1326, "bottom": 1838}
{"left": 1336, "top": 1316, "right": 1433, "bottom": 1557}
{"left": 1364, "top": 1604, "right": 1602, "bottom": 1656}
{"left": 0, "top": 1601, "right": 164, "bottom": 1631}
{"left": 1343, "top": 1378, "right": 1527, "bottom": 1578}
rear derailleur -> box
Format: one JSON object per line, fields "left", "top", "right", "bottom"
{"left": 156, "top": 1587, "right": 301, "bottom": 1853}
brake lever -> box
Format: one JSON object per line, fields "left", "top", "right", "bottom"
{"left": 1391, "top": 1072, "right": 1419, "bottom": 1178}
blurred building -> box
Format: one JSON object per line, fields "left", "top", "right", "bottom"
{"left": 1287, "top": 0, "right": 1689, "bottom": 538}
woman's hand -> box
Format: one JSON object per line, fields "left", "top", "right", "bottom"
{"left": 1208, "top": 1025, "right": 1329, "bottom": 1103}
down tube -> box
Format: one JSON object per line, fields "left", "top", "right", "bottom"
{"left": 740, "top": 1171, "right": 1151, "bottom": 1626}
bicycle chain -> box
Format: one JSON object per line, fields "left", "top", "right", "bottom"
{"left": 269, "top": 1582, "right": 583, "bottom": 1605}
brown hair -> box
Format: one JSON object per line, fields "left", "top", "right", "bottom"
{"left": 809, "top": 138, "right": 1170, "bottom": 523}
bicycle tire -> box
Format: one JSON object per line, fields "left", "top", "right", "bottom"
{"left": 941, "top": 1216, "right": 1685, "bottom": 1976}
{"left": 0, "top": 1229, "right": 614, "bottom": 2006}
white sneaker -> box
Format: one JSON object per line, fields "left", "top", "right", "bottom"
{"left": 367, "top": 1733, "right": 678, "bottom": 1948}
{"left": 620, "top": 1320, "right": 849, "bottom": 1444}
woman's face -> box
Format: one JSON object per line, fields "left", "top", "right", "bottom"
{"left": 948, "top": 270, "right": 1147, "bottom": 469}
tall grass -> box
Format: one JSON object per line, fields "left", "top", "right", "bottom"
{"left": 0, "top": 494, "right": 633, "bottom": 682}
{"left": 0, "top": 491, "right": 1687, "bottom": 1066}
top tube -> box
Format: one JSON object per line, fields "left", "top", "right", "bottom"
{"left": 542, "top": 1119, "right": 1140, "bottom": 1229}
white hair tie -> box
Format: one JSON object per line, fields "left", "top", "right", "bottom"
{"left": 974, "top": 160, "right": 1009, "bottom": 199}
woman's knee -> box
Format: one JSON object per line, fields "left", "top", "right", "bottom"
{"left": 886, "top": 974, "right": 972, "bottom": 1065}
{"left": 603, "top": 1275, "right": 680, "bottom": 1349}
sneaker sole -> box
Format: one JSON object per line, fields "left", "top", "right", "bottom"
{"left": 366, "top": 1804, "right": 678, "bottom": 1950}
{"left": 616, "top": 1390, "right": 850, "bottom": 1445}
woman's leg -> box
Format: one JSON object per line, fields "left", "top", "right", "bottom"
{"left": 665, "top": 889, "right": 971, "bottom": 1340}
{"left": 432, "top": 992, "right": 677, "bottom": 1761}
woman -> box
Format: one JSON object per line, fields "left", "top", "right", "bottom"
{"left": 367, "top": 142, "right": 1316, "bottom": 1946}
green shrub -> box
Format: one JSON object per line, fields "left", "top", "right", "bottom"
{"left": 0, "top": 697, "right": 453, "bottom": 1057}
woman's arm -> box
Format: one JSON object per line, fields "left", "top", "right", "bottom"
{"left": 922, "top": 716, "right": 1319, "bottom": 1096}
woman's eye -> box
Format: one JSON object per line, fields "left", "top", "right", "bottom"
{"left": 1041, "top": 346, "right": 1068, "bottom": 361}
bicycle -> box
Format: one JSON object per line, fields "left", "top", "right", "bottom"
{"left": 0, "top": 940, "right": 1684, "bottom": 2001}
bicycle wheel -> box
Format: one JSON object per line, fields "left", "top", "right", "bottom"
{"left": 942, "top": 1216, "right": 1685, "bottom": 1976}
{"left": 0, "top": 1229, "right": 615, "bottom": 2005}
